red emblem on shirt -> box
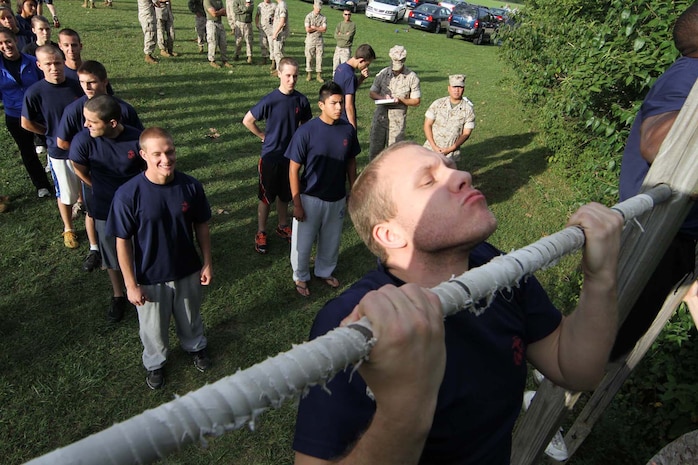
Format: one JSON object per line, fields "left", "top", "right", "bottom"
{"left": 127, "top": 150, "right": 136, "bottom": 159}
{"left": 512, "top": 336, "right": 524, "bottom": 366}
{"left": 181, "top": 201, "right": 189, "bottom": 213}
{"left": 343, "top": 138, "right": 348, "bottom": 147}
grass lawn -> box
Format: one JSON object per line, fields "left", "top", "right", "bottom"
{"left": 0, "top": 1, "right": 673, "bottom": 464}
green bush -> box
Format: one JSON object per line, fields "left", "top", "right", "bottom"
{"left": 498, "top": 0, "right": 689, "bottom": 205}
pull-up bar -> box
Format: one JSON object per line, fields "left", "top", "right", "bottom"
{"left": 24, "top": 184, "right": 672, "bottom": 465}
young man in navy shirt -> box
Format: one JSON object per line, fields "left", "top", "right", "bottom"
{"left": 285, "top": 81, "right": 358, "bottom": 296}
{"left": 57, "top": 60, "right": 142, "bottom": 274}
{"left": 293, "top": 142, "right": 623, "bottom": 464}
{"left": 243, "top": 56, "right": 312, "bottom": 254}
{"left": 69, "top": 95, "right": 144, "bottom": 324}
{"left": 21, "top": 44, "right": 83, "bottom": 248}
{"left": 332, "top": 43, "right": 374, "bottom": 129}
{"left": 107, "top": 127, "right": 212, "bottom": 390}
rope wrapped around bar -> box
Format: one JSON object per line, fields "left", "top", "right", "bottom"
{"left": 24, "top": 184, "right": 672, "bottom": 465}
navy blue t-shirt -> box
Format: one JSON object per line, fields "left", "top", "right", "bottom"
{"left": 333, "top": 62, "right": 358, "bottom": 123}
{"left": 293, "top": 242, "right": 561, "bottom": 464}
{"left": 107, "top": 171, "right": 212, "bottom": 285}
{"left": 57, "top": 95, "right": 144, "bottom": 145}
{"left": 249, "top": 88, "right": 312, "bottom": 162}
{"left": 618, "top": 56, "right": 698, "bottom": 237}
{"left": 21, "top": 77, "right": 83, "bottom": 159}
{"left": 68, "top": 126, "right": 144, "bottom": 221}
{"left": 284, "top": 117, "right": 360, "bottom": 202}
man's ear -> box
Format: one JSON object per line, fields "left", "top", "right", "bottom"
{"left": 373, "top": 221, "right": 407, "bottom": 251}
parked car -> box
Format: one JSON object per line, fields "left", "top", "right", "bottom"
{"left": 405, "top": 0, "right": 438, "bottom": 9}
{"left": 329, "top": 0, "right": 368, "bottom": 12}
{"left": 407, "top": 3, "right": 450, "bottom": 33}
{"left": 366, "top": 0, "right": 407, "bottom": 23}
{"left": 447, "top": 3, "right": 496, "bottom": 44}
{"left": 438, "top": 0, "right": 466, "bottom": 11}
{"left": 489, "top": 6, "right": 508, "bottom": 23}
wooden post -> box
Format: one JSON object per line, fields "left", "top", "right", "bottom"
{"left": 511, "top": 79, "right": 698, "bottom": 464}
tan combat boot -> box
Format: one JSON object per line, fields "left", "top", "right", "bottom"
{"left": 306, "top": 72, "right": 312, "bottom": 82}
{"left": 316, "top": 72, "right": 323, "bottom": 83}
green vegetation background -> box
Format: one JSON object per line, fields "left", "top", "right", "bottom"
{"left": 0, "top": 0, "right": 695, "bottom": 464}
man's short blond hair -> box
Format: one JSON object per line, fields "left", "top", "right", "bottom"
{"left": 139, "top": 127, "right": 174, "bottom": 151}
{"left": 348, "top": 141, "right": 420, "bottom": 262}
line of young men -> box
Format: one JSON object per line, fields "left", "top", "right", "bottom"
{"left": 16, "top": 27, "right": 212, "bottom": 390}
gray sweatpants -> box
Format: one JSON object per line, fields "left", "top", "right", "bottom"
{"left": 290, "top": 194, "right": 346, "bottom": 282}
{"left": 137, "top": 271, "right": 207, "bottom": 371}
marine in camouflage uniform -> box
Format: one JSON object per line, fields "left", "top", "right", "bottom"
{"left": 333, "top": 10, "right": 356, "bottom": 73}
{"left": 255, "top": 0, "right": 275, "bottom": 65}
{"left": 368, "top": 45, "right": 421, "bottom": 160}
{"left": 270, "top": 0, "right": 289, "bottom": 72}
{"left": 304, "top": 0, "right": 326, "bottom": 81}
{"left": 423, "top": 74, "right": 475, "bottom": 162}
{"left": 188, "top": 0, "right": 207, "bottom": 54}
{"left": 228, "top": 0, "right": 254, "bottom": 62}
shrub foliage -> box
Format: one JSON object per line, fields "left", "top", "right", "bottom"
{"left": 498, "top": 0, "right": 689, "bottom": 204}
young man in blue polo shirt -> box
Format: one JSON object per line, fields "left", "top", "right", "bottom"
{"left": 69, "top": 95, "right": 144, "bottom": 324}
{"left": 57, "top": 60, "right": 143, "bottom": 274}
{"left": 243, "top": 56, "right": 312, "bottom": 254}
{"left": 285, "top": 81, "right": 358, "bottom": 296}
{"left": 108, "top": 127, "right": 212, "bottom": 390}
{"left": 292, "top": 142, "right": 623, "bottom": 464}
{"left": 21, "top": 44, "right": 83, "bottom": 248}
{"left": 332, "top": 43, "right": 374, "bottom": 129}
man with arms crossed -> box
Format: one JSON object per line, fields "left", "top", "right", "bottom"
{"left": 293, "top": 142, "right": 622, "bottom": 464}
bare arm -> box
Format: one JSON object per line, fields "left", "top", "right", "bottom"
{"left": 396, "top": 96, "right": 420, "bottom": 107}
{"left": 20, "top": 116, "right": 46, "bottom": 135}
{"left": 194, "top": 222, "right": 213, "bottom": 285}
{"left": 346, "top": 157, "right": 357, "bottom": 190}
{"left": 289, "top": 159, "right": 305, "bottom": 221}
{"left": 242, "top": 111, "right": 264, "bottom": 141}
{"left": 345, "top": 94, "right": 356, "bottom": 128}
{"left": 294, "top": 284, "right": 446, "bottom": 465}
{"left": 71, "top": 161, "right": 92, "bottom": 187}
{"left": 116, "top": 237, "right": 148, "bottom": 307}
{"left": 445, "top": 127, "right": 473, "bottom": 154}
{"left": 639, "top": 110, "right": 679, "bottom": 163}
{"left": 57, "top": 137, "right": 70, "bottom": 151}
{"left": 527, "top": 203, "right": 623, "bottom": 390}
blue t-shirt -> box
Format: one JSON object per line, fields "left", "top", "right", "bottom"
{"left": 21, "top": 77, "right": 83, "bottom": 159}
{"left": 68, "top": 126, "right": 144, "bottom": 221}
{"left": 107, "top": 171, "right": 212, "bottom": 285}
{"left": 0, "top": 53, "right": 41, "bottom": 118}
{"left": 293, "top": 242, "right": 561, "bottom": 464}
{"left": 284, "top": 117, "right": 359, "bottom": 202}
{"left": 57, "top": 94, "right": 144, "bottom": 145}
{"left": 249, "top": 88, "right": 312, "bottom": 162}
{"left": 333, "top": 61, "right": 358, "bottom": 122}
{"left": 618, "top": 56, "right": 698, "bottom": 236}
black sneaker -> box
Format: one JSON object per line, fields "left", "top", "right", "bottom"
{"left": 192, "top": 349, "right": 211, "bottom": 372}
{"left": 82, "top": 250, "right": 102, "bottom": 272}
{"left": 107, "top": 296, "right": 127, "bottom": 323}
{"left": 146, "top": 368, "right": 165, "bottom": 389}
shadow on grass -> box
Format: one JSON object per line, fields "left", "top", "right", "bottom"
{"left": 459, "top": 131, "right": 551, "bottom": 206}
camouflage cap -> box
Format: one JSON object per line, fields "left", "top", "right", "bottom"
{"left": 389, "top": 45, "right": 407, "bottom": 70}
{"left": 449, "top": 74, "right": 466, "bottom": 87}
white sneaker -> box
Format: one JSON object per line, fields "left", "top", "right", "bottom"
{"left": 522, "top": 391, "right": 570, "bottom": 462}
{"left": 533, "top": 369, "right": 545, "bottom": 385}
{"left": 37, "top": 188, "right": 50, "bottom": 198}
